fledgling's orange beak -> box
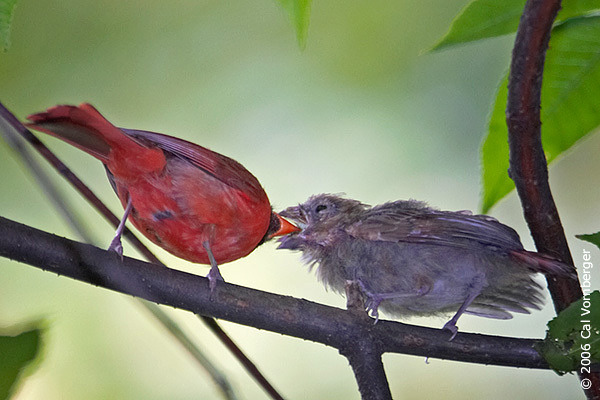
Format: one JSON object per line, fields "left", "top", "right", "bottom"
{"left": 268, "top": 213, "right": 301, "bottom": 238}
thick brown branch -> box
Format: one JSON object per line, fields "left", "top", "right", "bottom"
{"left": 0, "top": 215, "right": 556, "bottom": 370}
{"left": 507, "top": 0, "right": 579, "bottom": 306}
{"left": 506, "top": 0, "right": 599, "bottom": 397}
{"left": 341, "top": 339, "right": 391, "bottom": 400}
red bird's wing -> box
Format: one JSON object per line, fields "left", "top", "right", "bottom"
{"left": 346, "top": 201, "right": 525, "bottom": 251}
{"left": 121, "top": 129, "right": 267, "bottom": 202}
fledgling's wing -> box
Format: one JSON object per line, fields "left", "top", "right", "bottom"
{"left": 346, "top": 201, "right": 575, "bottom": 277}
{"left": 345, "top": 200, "right": 524, "bottom": 251}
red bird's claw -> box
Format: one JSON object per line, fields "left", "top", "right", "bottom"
{"left": 207, "top": 265, "right": 225, "bottom": 296}
{"left": 108, "top": 237, "right": 124, "bottom": 260}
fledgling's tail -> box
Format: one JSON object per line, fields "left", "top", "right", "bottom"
{"left": 510, "top": 249, "right": 577, "bottom": 278}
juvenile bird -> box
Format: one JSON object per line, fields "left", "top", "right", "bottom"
{"left": 277, "top": 194, "right": 575, "bottom": 338}
{"left": 27, "top": 104, "right": 299, "bottom": 290}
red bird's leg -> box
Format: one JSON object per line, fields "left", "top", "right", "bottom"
{"left": 203, "top": 241, "right": 224, "bottom": 293}
{"left": 442, "top": 274, "right": 485, "bottom": 340}
{"left": 108, "top": 196, "right": 133, "bottom": 258}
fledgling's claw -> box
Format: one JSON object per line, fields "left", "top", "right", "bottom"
{"left": 353, "top": 279, "right": 383, "bottom": 324}
{"left": 364, "top": 296, "right": 383, "bottom": 324}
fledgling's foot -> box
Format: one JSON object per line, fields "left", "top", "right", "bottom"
{"left": 442, "top": 320, "right": 459, "bottom": 341}
{"left": 352, "top": 279, "right": 384, "bottom": 323}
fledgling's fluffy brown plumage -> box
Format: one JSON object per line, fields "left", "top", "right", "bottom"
{"left": 278, "top": 194, "right": 575, "bottom": 338}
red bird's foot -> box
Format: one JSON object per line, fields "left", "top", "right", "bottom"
{"left": 203, "top": 241, "right": 224, "bottom": 295}
{"left": 108, "top": 197, "right": 133, "bottom": 261}
{"left": 108, "top": 236, "right": 124, "bottom": 260}
{"left": 207, "top": 265, "right": 224, "bottom": 293}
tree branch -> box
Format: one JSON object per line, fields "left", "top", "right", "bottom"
{"left": 0, "top": 215, "right": 556, "bottom": 370}
{"left": 341, "top": 281, "right": 392, "bottom": 400}
{"left": 506, "top": 0, "right": 600, "bottom": 397}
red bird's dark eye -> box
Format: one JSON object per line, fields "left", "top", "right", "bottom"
{"left": 315, "top": 204, "right": 327, "bottom": 213}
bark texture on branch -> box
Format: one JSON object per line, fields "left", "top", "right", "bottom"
{"left": 0, "top": 215, "right": 555, "bottom": 369}
{"left": 506, "top": 0, "right": 599, "bottom": 397}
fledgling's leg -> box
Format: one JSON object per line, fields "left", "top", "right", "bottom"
{"left": 442, "top": 274, "right": 485, "bottom": 340}
{"left": 355, "top": 279, "right": 431, "bottom": 323}
{"left": 108, "top": 196, "right": 133, "bottom": 258}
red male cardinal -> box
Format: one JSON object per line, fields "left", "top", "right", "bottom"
{"left": 26, "top": 103, "right": 298, "bottom": 290}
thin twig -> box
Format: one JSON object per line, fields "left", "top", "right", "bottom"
{"left": 0, "top": 108, "right": 95, "bottom": 243}
{"left": 202, "top": 317, "right": 284, "bottom": 400}
{"left": 139, "top": 302, "right": 238, "bottom": 400}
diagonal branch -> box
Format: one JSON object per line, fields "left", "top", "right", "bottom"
{"left": 506, "top": 0, "right": 600, "bottom": 397}
{"left": 0, "top": 215, "right": 561, "bottom": 370}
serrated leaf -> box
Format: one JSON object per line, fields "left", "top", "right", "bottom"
{"left": 481, "top": 16, "right": 600, "bottom": 212}
{"left": 0, "top": 0, "right": 18, "bottom": 51}
{"left": 577, "top": 232, "right": 600, "bottom": 250}
{"left": 536, "top": 291, "right": 600, "bottom": 374}
{"left": 0, "top": 328, "right": 43, "bottom": 399}
{"left": 275, "top": 0, "right": 312, "bottom": 49}
{"left": 432, "top": 0, "right": 600, "bottom": 52}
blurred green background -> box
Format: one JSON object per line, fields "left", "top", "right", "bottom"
{"left": 1, "top": 0, "right": 598, "bottom": 399}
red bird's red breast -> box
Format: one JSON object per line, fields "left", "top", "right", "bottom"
{"left": 26, "top": 103, "right": 281, "bottom": 265}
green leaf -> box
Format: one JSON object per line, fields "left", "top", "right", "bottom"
{"left": 577, "top": 232, "right": 600, "bottom": 250}
{"left": 481, "top": 16, "right": 600, "bottom": 212}
{"left": 431, "top": 0, "right": 524, "bottom": 51}
{"left": 275, "top": 0, "right": 312, "bottom": 49}
{"left": 535, "top": 291, "right": 600, "bottom": 374}
{"left": 481, "top": 76, "right": 511, "bottom": 213}
{"left": 0, "top": 327, "right": 43, "bottom": 399}
{"left": 0, "top": 0, "right": 18, "bottom": 51}
{"left": 431, "top": 0, "right": 600, "bottom": 51}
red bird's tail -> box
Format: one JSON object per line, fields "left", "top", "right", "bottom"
{"left": 26, "top": 104, "right": 166, "bottom": 179}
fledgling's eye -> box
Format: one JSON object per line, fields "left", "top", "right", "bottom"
{"left": 315, "top": 204, "right": 328, "bottom": 213}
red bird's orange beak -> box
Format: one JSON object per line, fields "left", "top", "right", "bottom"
{"left": 268, "top": 213, "right": 301, "bottom": 239}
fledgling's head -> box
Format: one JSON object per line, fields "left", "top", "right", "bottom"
{"left": 276, "top": 194, "right": 367, "bottom": 251}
